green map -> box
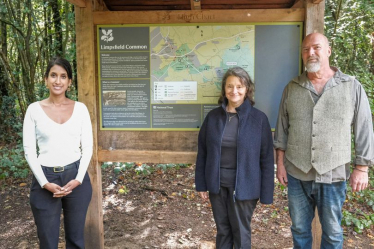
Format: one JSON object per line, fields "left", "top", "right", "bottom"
{"left": 150, "top": 25, "right": 255, "bottom": 104}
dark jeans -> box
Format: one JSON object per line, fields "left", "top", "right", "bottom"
{"left": 209, "top": 186, "right": 258, "bottom": 249}
{"left": 30, "top": 161, "right": 92, "bottom": 249}
{"left": 287, "top": 174, "right": 346, "bottom": 249}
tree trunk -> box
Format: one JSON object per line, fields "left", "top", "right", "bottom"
{"left": 0, "top": 51, "right": 26, "bottom": 117}
{"left": 71, "top": 4, "right": 78, "bottom": 91}
{"left": 329, "top": 0, "right": 343, "bottom": 62}
{"left": 0, "top": 9, "right": 9, "bottom": 100}
{"left": 371, "top": 32, "right": 374, "bottom": 75}
{"left": 50, "top": 0, "right": 63, "bottom": 56}
{"left": 62, "top": 0, "right": 69, "bottom": 57}
{"left": 43, "top": 0, "right": 50, "bottom": 67}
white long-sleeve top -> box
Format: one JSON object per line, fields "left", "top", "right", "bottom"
{"left": 23, "top": 101, "right": 93, "bottom": 187}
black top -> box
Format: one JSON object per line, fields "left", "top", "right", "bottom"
{"left": 220, "top": 112, "right": 238, "bottom": 187}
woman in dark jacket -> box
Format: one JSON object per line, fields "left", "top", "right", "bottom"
{"left": 195, "top": 67, "right": 274, "bottom": 248}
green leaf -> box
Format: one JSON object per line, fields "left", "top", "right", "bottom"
{"left": 113, "top": 167, "right": 121, "bottom": 174}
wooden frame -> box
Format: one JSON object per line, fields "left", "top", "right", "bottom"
{"left": 93, "top": 8, "right": 305, "bottom": 24}
{"left": 75, "top": 1, "right": 104, "bottom": 248}
{"left": 305, "top": 2, "right": 325, "bottom": 248}
{"left": 190, "top": 0, "right": 202, "bottom": 10}
{"left": 94, "top": 8, "right": 305, "bottom": 165}
{"left": 68, "top": 0, "right": 86, "bottom": 8}
{"left": 68, "top": 0, "right": 326, "bottom": 247}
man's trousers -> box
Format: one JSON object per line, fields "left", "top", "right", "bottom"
{"left": 287, "top": 173, "right": 346, "bottom": 249}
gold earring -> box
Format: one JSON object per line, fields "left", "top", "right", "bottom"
{"left": 67, "top": 85, "right": 71, "bottom": 92}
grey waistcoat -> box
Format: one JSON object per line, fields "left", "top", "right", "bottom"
{"left": 285, "top": 78, "right": 354, "bottom": 175}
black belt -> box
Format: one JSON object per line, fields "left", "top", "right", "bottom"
{"left": 42, "top": 162, "right": 77, "bottom": 173}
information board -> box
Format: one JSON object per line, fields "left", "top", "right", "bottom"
{"left": 97, "top": 24, "right": 302, "bottom": 130}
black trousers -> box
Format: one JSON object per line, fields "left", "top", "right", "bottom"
{"left": 30, "top": 161, "right": 92, "bottom": 249}
{"left": 209, "top": 186, "right": 258, "bottom": 249}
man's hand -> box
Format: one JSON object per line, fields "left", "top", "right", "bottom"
{"left": 350, "top": 165, "right": 369, "bottom": 192}
{"left": 277, "top": 163, "right": 288, "bottom": 186}
{"left": 276, "top": 149, "right": 288, "bottom": 186}
{"left": 198, "top": 191, "right": 209, "bottom": 202}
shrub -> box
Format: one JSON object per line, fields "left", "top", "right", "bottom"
{"left": 0, "top": 143, "right": 29, "bottom": 179}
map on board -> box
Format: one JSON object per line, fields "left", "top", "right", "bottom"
{"left": 150, "top": 25, "right": 255, "bottom": 104}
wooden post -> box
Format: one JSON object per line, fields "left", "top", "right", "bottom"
{"left": 305, "top": 0, "right": 325, "bottom": 35}
{"left": 190, "top": 0, "right": 201, "bottom": 10}
{"left": 312, "top": 209, "right": 322, "bottom": 248}
{"left": 93, "top": 9, "right": 305, "bottom": 24}
{"left": 75, "top": 1, "right": 105, "bottom": 248}
{"left": 67, "top": 0, "right": 86, "bottom": 8}
{"left": 305, "top": 1, "right": 325, "bottom": 248}
{"left": 71, "top": 2, "right": 314, "bottom": 248}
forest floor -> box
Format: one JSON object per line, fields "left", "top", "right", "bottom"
{"left": 0, "top": 164, "right": 374, "bottom": 249}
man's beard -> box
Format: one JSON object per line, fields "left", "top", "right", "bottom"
{"left": 305, "top": 57, "right": 321, "bottom": 72}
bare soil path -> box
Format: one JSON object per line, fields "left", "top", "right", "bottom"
{"left": 0, "top": 165, "right": 373, "bottom": 248}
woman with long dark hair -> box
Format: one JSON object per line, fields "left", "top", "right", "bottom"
{"left": 23, "top": 57, "right": 93, "bottom": 249}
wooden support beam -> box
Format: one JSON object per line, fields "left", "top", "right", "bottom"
{"left": 109, "top": 4, "right": 295, "bottom": 11}
{"left": 304, "top": 2, "right": 325, "bottom": 247}
{"left": 291, "top": 0, "right": 304, "bottom": 8}
{"left": 98, "top": 150, "right": 197, "bottom": 164}
{"left": 66, "top": 0, "right": 86, "bottom": 8}
{"left": 305, "top": 0, "right": 325, "bottom": 35}
{"left": 75, "top": 1, "right": 104, "bottom": 248}
{"left": 190, "top": 0, "right": 201, "bottom": 10}
{"left": 312, "top": 209, "right": 322, "bottom": 249}
{"left": 94, "top": 0, "right": 108, "bottom": 11}
{"left": 93, "top": 8, "right": 305, "bottom": 24}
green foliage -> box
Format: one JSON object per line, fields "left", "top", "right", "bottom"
{"left": 156, "top": 163, "right": 191, "bottom": 171}
{"left": 342, "top": 170, "right": 374, "bottom": 233}
{"left": 271, "top": 210, "right": 278, "bottom": 218}
{"left": 118, "top": 185, "right": 129, "bottom": 195}
{"left": 0, "top": 95, "right": 28, "bottom": 178}
{"left": 135, "top": 164, "right": 153, "bottom": 175}
{"left": 325, "top": 0, "right": 374, "bottom": 112}
{"left": 342, "top": 210, "right": 374, "bottom": 234}
{"left": 102, "top": 162, "right": 192, "bottom": 175}
{"left": 275, "top": 181, "right": 288, "bottom": 197}
{"left": 0, "top": 95, "right": 22, "bottom": 143}
{"left": 325, "top": 0, "right": 374, "bottom": 233}
{"left": 0, "top": 143, "right": 29, "bottom": 179}
{"left": 102, "top": 162, "right": 134, "bottom": 172}
{"left": 0, "top": 0, "right": 78, "bottom": 181}
{"left": 0, "top": 0, "right": 78, "bottom": 118}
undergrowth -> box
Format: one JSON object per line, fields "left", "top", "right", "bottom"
{"left": 274, "top": 170, "right": 374, "bottom": 234}
{"left": 342, "top": 169, "right": 374, "bottom": 233}
{"left": 101, "top": 161, "right": 191, "bottom": 176}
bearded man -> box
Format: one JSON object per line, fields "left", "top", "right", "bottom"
{"left": 274, "top": 32, "right": 374, "bottom": 248}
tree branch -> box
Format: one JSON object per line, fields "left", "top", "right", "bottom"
{"left": 0, "top": 50, "right": 26, "bottom": 117}
{"left": 0, "top": 18, "right": 25, "bottom": 38}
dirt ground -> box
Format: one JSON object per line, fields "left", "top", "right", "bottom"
{"left": 0, "top": 164, "right": 373, "bottom": 249}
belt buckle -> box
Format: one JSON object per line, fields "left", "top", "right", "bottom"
{"left": 53, "top": 166, "right": 64, "bottom": 173}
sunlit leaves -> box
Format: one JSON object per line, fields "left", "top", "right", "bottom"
{"left": 325, "top": 0, "right": 374, "bottom": 113}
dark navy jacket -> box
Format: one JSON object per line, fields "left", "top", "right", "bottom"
{"left": 195, "top": 99, "right": 274, "bottom": 204}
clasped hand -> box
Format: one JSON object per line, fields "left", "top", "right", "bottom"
{"left": 44, "top": 180, "right": 81, "bottom": 198}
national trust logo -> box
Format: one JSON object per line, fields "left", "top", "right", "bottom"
{"left": 101, "top": 29, "right": 114, "bottom": 42}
